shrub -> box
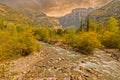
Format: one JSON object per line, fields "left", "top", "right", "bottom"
{"left": 76, "top": 32, "right": 102, "bottom": 54}
{"left": 101, "top": 31, "right": 120, "bottom": 49}
{"left": 56, "top": 29, "right": 63, "bottom": 36}
{"left": 0, "top": 26, "right": 41, "bottom": 61}
{"left": 33, "top": 27, "right": 50, "bottom": 42}
{"left": 0, "top": 30, "right": 13, "bottom": 61}
{"left": 64, "top": 32, "right": 77, "bottom": 46}
{"left": 16, "top": 31, "right": 41, "bottom": 56}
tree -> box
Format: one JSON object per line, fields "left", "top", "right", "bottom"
{"left": 89, "top": 22, "right": 98, "bottom": 32}
{"left": 86, "top": 16, "right": 90, "bottom": 32}
{"left": 107, "top": 17, "right": 119, "bottom": 32}
{"left": 78, "top": 19, "right": 84, "bottom": 32}
{"left": 0, "top": 19, "right": 4, "bottom": 30}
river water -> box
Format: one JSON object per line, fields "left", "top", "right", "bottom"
{"left": 23, "top": 42, "right": 120, "bottom": 80}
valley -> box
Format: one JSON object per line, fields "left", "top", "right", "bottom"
{"left": 0, "top": 0, "right": 120, "bottom": 80}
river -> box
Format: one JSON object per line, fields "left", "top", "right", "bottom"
{"left": 22, "top": 42, "right": 120, "bottom": 80}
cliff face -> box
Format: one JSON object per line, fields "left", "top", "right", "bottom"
{"left": 59, "top": 8, "right": 97, "bottom": 28}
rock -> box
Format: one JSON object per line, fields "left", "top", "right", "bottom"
{"left": 62, "top": 58, "right": 65, "bottom": 60}
{"left": 63, "top": 66, "right": 67, "bottom": 69}
{"left": 81, "top": 61, "right": 86, "bottom": 63}
{"left": 111, "top": 52, "right": 120, "bottom": 61}
{"left": 70, "top": 75, "right": 76, "bottom": 80}
{"left": 70, "top": 75, "right": 83, "bottom": 80}
{"left": 78, "top": 76, "right": 83, "bottom": 80}
{"left": 86, "top": 68, "right": 94, "bottom": 73}
{"left": 58, "top": 68, "right": 64, "bottom": 73}
{"left": 79, "top": 66, "right": 85, "bottom": 70}
{"left": 53, "top": 66, "right": 57, "bottom": 69}
{"left": 58, "top": 58, "right": 62, "bottom": 61}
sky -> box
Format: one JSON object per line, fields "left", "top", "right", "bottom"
{"left": 0, "top": 0, "right": 112, "bottom": 17}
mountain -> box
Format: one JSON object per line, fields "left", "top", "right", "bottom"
{"left": 89, "top": 0, "right": 120, "bottom": 24}
{"left": 59, "top": 8, "right": 97, "bottom": 28}
{"left": 0, "top": 3, "right": 60, "bottom": 27}
{"left": 0, "top": 3, "right": 31, "bottom": 25}
{"left": 18, "top": 8, "right": 60, "bottom": 27}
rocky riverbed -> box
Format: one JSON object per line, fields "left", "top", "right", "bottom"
{"left": 0, "top": 42, "right": 120, "bottom": 80}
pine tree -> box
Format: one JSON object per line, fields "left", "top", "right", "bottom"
{"left": 0, "top": 19, "right": 4, "bottom": 30}
{"left": 78, "top": 19, "right": 83, "bottom": 32}
{"left": 86, "top": 16, "right": 90, "bottom": 32}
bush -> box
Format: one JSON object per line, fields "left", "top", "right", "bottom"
{"left": 0, "top": 25, "right": 41, "bottom": 61}
{"left": 101, "top": 31, "right": 120, "bottom": 49}
{"left": 76, "top": 32, "right": 102, "bottom": 54}
{"left": 33, "top": 27, "right": 50, "bottom": 42}
{"left": 0, "top": 30, "right": 13, "bottom": 61}
{"left": 11, "top": 30, "right": 41, "bottom": 56}
{"left": 64, "top": 31, "right": 77, "bottom": 46}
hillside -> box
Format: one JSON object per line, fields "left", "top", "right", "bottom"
{"left": 89, "top": 0, "right": 120, "bottom": 24}
{"left": 18, "top": 8, "right": 60, "bottom": 27}
{"left": 0, "top": 3, "right": 60, "bottom": 27}
{"left": 59, "top": 8, "right": 97, "bottom": 28}
{"left": 0, "top": 3, "right": 31, "bottom": 25}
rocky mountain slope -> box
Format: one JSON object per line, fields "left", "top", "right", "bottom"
{"left": 18, "top": 8, "right": 60, "bottom": 27}
{"left": 59, "top": 8, "right": 97, "bottom": 28}
{"left": 0, "top": 3, "right": 60, "bottom": 27}
{"left": 89, "top": 0, "right": 120, "bottom": 24}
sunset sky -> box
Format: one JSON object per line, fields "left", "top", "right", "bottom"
{"left": 0, "top": 0, "right": 112, "bottom": 17}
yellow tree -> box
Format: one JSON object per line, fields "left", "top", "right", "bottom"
{"left": 107, "top": 17, "right": 119, "bottom": 32}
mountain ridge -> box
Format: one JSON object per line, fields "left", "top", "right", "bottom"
{"left": 59, "top": 7, "right": 98, "bottom": 28}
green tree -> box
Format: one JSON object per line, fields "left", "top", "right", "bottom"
{"left": 78, "top": 19, "right": 83, "bottom": 32}
{"left": 0, "top": 19, "right": 4, "bottom": 30}
{"left": 86, "top": 16, "right": 90, "bottom": 32}
{"left": 107, "top": 17, "right": 119, "bottom": 32}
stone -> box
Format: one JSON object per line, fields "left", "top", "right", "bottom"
{"left": 78, "top": 76, "right": 83, "bottom": 80}
{"left": 70, "top": 75, "right": 83, "bottom": 80}
{"left": 79, "top": 66, "right": 85, "bottom": 70}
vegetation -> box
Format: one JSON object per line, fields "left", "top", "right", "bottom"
{"left": 0, "top": 12, "right": 120, "bottom": 62}
{"left": 33, "top": 17, "right": 120, "bottom": 54}
{"left": 107, "top": 17, "right": 119, "bottom": 32}
{"left": 76, "top": 32, "right": 102, "bottom": 54}
{"left": 0, "top": 20, "right": 41, "bottom": 62}
{"left": 89, "top": 0, "right": 120, "bottom": 25}
{"left": 101, "top": 31, "right": 120, "bottom": 49}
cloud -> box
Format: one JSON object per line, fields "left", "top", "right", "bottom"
{"left": 39, "top": 0, "right": 111, "bottom": 17}
{"left": 0, "top": 0, "right": 111, "bottom": 17}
